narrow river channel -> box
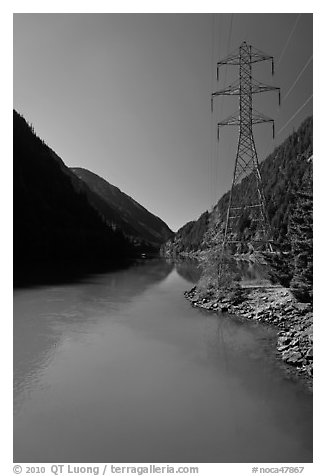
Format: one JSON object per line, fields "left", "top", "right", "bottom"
{"left": 13, "top": 259, "right": 312, "bottom": 463}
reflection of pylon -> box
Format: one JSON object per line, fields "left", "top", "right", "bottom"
{"left": 211, "top": 41, "right": 280, "bottom": 256}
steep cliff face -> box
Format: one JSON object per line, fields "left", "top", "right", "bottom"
{"left": 162, "top": 116, "right": 313, "bottom": 255}
{"left": 71, "top": 167, "right": 174, "bottom": 249}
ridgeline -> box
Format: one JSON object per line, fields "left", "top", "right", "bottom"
{"left": 14, "top": 110, "right": 173, "bottom": 285}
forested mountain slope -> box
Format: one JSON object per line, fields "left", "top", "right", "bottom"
{"left": 71, "top": 167, "right": 174, "bottom": 249}
{"left": 161, "top": 211, "right": 209, "bottom": 256}
{"left": 163, "top": 116, "right": 313, "bottom": 256}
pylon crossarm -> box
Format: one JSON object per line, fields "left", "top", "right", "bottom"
{"left": 212, "top": 83, "right": 280, "bottom": 100}
{"left": 217, "top": 114, "right": 241, "bottom": 140}
{"left": 252, "top": 83, "right": 279, "bottom": 94}
{"left": 216, "top": 46, "right": 241, "bottom": 67}
{"left": 212, "top": 83, "right": 240, "bottom": 97}
{"left": 217, "top": 54, "right": 240, "bottom": 66}
{"left": 215, "top": 42, "right": 276, "bottom": 82}
{"left": 250, "top": 53, "right": 273, "bottom": 64}
{"left": 218, "top": 112, "right": 240, "bottom": 126}
{"left": 250, "top": 46, "right": 274, "bottom": 65}
{"left": 252, "top": 110, "right": 274, "bottom": 124}
{"left": 251, "top": 80, "right": 281, "bottom": 104}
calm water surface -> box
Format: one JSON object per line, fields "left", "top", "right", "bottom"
{"left": 14, "top": 259, "right": 312, "bottom": 463}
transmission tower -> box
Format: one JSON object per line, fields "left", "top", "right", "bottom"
{"left": 211, "top": 41, "right": 280, "bottom": 257}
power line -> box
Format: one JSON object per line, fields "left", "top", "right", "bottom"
{"left": 223, "top": 14, "right": 234, "bottom": 87}
{"left": 215, "top": 14, "right": 234, "bottom": 209}
{"left": 226, "top": 14, "right": 234, "bottom": 58}
{"left": 260, "top": 94, "right": 312, "bottom": 161}
{"left": 261, "top": 91, "right": 312, "bottom": 160}
{"left": 209, "top": 13, "right": 216, "bottom": 206}
{"left": 276, "top": 94, "right": 313, "bottom": 136}
{"left": 283, "top": 54, "right": 312, "bottom": 101}
{"left": 220, "top": 14, "right": 234, "bottom": 116}
{"left": 212, "top": 14, "right": 224, "bottom": 208}
{"left": 277, "top": 13, "right": 301, "bottom": 67}
{"left": 260, "top": 16, "right": 311, "bottom": 160}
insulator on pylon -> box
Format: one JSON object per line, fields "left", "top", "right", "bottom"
{"left": 217, "top": 126, "right": 220, "bottom": 141}
{"left": 216, "top": 66, "right": 219, "bottom": 81}
{"left": 272, "top": 122, "right": 275, "bottom": 139}
{"left": 271, "top": 59, "right": 274, "bottom": 76}
{"left": 211, "top": 97, "right": 214, "bottom": 113}
{"left": 278, "top": 90, "right": 281, "bottom": 106}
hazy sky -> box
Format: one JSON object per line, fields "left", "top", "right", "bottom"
{"left": 13, "top": 13, "right": 313, "bottom": 231}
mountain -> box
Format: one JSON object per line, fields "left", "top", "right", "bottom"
{"left": 14, "top": 110, "right": 148, "bottom": 283}
{"left": 70, "top": 167, "right": 174, "bottom": 248}
{"left": 161, "top": 211, "right": 209, "bottom": 257}
{"left": 162, "top": 116, "right": 313, "bottom": 256}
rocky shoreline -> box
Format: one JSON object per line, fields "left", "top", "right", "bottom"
{"left": 185, "top": 285, "right": 313, "bottom": 386}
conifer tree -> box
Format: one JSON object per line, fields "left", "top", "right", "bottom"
{"left": 288, "top": 171, "right": 313, "bottom": 302}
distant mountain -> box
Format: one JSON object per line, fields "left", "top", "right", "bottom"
{"left": 70, "top": 167, "right": 174, "bottom": 248}
{"left": 163, "top": 116, "right": 313, "bottom": 256}
{"left": 161, "top": 211, "right": 209, "bottom": 256}
{"left": 14, "top": 110, "right": 144, "bottom": 283}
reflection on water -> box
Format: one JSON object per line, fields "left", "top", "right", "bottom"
{"left": 174, "top": 257, "right": 270, "bottom": 286}
{"left": 14, "top": 259, "right": 312, "bottom": 463}
{"left": 174, "top": 259, "right": 202, "bottom": 284}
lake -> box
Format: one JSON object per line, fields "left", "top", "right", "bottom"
{"left": 13, "top": 259, "right": 312, "bottom": 463}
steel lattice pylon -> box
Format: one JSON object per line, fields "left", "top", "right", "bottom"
{"left": 211, "top": 41, "right": 280, "bottom": 256}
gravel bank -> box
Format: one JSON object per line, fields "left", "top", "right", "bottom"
{"left": 184, "top": 285, "right": 313, "bottom": 383}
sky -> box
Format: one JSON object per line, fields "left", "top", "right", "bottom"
{"left": 13, "top": 13, "right": 313, "bottom": 232}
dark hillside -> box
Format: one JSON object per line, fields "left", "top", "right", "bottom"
{"left": 13, "top": 110, "right": 135, "bottom": 283}
{"left": 71, "top": 167, "right": 174, "bottom": 249}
